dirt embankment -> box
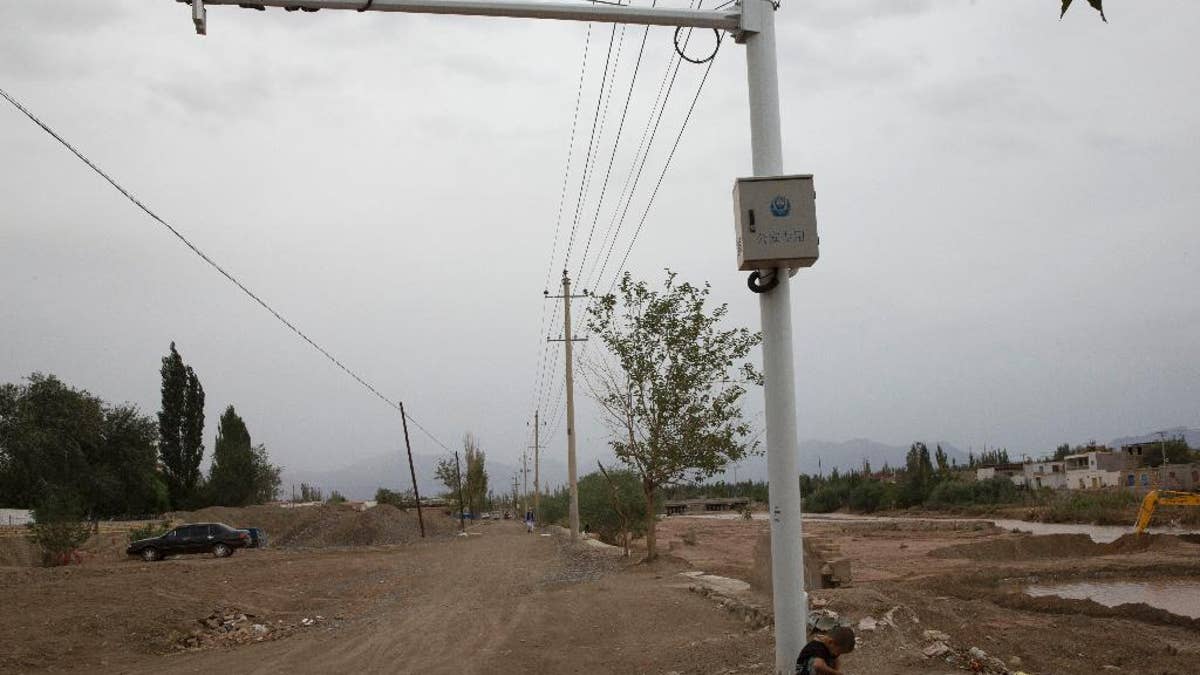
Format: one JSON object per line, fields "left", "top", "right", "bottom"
{"left": 930, "top": 532, "right": 1191, "bottom": 560}
{"left": 174, "top": 503, "right": 448, "bottom": 548}
{"left": 0, "top": 504, "right": 447, "bottom": 569}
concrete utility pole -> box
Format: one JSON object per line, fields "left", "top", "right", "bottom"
{"left": 529, "top": 410, "right": 542, "bottom": 523}
{"left": 399, "top": 401, "right": 425, "bottom": 537}
{"left": 179, "top": 2, "right": 805, "bottom": 671}
{"left": 548, "top": 270, "right": 588, "bottom": 540}
{"left": 521, "top": 449, "right": 529, "bottom": 512}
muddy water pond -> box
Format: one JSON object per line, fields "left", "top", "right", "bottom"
{"left": 1025, "top": 580, "right": 1200, "bottom": 618}
{"left": 801, "top": 513, "right": 1200, "bottom": 543}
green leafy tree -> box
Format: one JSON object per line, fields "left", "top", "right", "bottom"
{"left": 0, "top": 374, "right": 163, "bottom": 516}
{"left": 327, "top": 490, "right": 347, "bottom": 504}
{"left": 250, "top": 444, "right": 282, "bottom": 504}
{"left": 463, "top": 434, "right": 488, "bottom": 517}
{"left": 158, "top": 343, "right": 205, "bottom": 508}
{"left": 375, "top": 487, "right": 415, "bottom": 508}
{"left": 208, "top": 406, "right": 255, "bottom": 506}
{"left": 586, "top": 270, "right": 761, "bottom": 560}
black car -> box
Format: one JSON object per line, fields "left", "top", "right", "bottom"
{"left": 127, "top": 522, "right": 250, "bottom": 562}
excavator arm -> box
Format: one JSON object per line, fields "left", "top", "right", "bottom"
{"left": 1134, "top": 489, "right": 1200, "bottom": 534}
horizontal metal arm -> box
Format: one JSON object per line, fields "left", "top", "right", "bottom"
{"left": 190, "top": 0, "right": 741, "bottom": 30}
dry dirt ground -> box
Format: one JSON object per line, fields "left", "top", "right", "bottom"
{"left": 0, "top": 513, "right": 772, "bottom": 674}
{"left": 655, "top": 515, "right": 1200, "bottom": 675}
{"left": 3, "top": 507, "right": 1199, "bottom": 674}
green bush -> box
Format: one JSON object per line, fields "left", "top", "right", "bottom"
{"left": 805, "top": 487, "right": 844, "bottom": 513}
{"left": 926, "top": 477, "right": 1022, "bottom": 508}
{"left": 27, "top": 493, "right": 92, "bottom": 567}
{"left": 848, "top": 480, "right": 890, "bottom": 513}
{"left": 1038, "top": 489, "right": 1140, "bottom": 525}
{"left": 127, "top": 520, "right": 171, "bottom": 543}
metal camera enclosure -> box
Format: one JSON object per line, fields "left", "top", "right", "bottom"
{"left": 732, "top": 174, "right": 818, "bottom": 271}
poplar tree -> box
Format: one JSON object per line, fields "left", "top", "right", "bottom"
{"left": 158, "top": 343, "right": 204, "bottom": 508}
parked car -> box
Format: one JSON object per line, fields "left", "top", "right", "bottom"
{"left": 126, "top": 523, "right": 250, "bottom": 562}
{"left": 238, "top": 527, "right": 268, "bottom": 548}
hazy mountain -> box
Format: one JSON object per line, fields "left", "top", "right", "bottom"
{"left": 1108, "top": 426, "right": 1200, "bottom": 451}
{"left": 281, "top": 437, "right": 983, "bottom": 500}
{"left": 280, "top": 452, "right": 571, "bottom": 502}
{"left": 717, "top": 438, "right": 969, "bottom": 483}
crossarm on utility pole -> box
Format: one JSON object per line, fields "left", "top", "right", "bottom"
{"left": 185, "top": 0, "right": 740, "bottom": 33}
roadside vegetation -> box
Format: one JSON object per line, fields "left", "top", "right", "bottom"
{"left": 0, "top": 342, "right": 284, "bottom": 565}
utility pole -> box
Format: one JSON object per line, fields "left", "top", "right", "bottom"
{"left": 547, "top": 269, "right": 588, "bottom": 540}
{"left": 511, "top": 473, "right": 520, "bottom": 514}
{"left": 521, "top": 449, "right": 529, "bottom": 512}
{"left": 529, "top": 410, "right": 543, "bottom": 524}
{"left": 399, "top": 401, "right": 425, "bottom": 537}
{"left": 454, "top": 450, "right": 466, "bottom": 533}
{"left": 179, "top": 3, "right": 803, "bottom": 671}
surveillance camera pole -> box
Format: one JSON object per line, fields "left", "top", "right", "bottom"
{"left": 179, "top": 1, "right": 804, "bottom": 670}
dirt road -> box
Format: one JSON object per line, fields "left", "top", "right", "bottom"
{"left": 0, "top": 519, "right": 772, "bottom": 674}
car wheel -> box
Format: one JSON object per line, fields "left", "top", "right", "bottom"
{"left": 141, "top": 547, "right": 160, "bottom": 562}
{"left": 212, "top": 543, "right": 232, "bottom": 558}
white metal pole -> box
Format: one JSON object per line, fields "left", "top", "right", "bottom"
{"left": 563, "top": 272, "right": 581, "bottom": 540}
{"left": 744, "top": 3, "right": 807, "bottom": 672}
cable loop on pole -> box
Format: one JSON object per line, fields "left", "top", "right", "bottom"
{"left": 747, "top": 270, "right": 779, "bottom": 294}
{"left": 673, "top": 26, "right": 722, "bottom": 64}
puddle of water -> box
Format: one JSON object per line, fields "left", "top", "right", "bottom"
{"left": 1025, "top": 580, "right": 1200, "bottom": 618}
{"left": 677, "top": 512, "right": 1200, "bottom": 543}
{"left": 806, "top": 513, "right": 1200, "bottom": 543}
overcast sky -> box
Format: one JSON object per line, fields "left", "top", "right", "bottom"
{"left": 2, "top": 1, "right": 1197, "bottom": 480}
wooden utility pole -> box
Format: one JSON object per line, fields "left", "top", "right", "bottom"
{"left": 547, "top": 270, "right": 588, "bottom": 540}
{"left": 399, "top": 401, "right": 425, "bottom": 537}
{"left": 454, "top": 451, "right": 466, "bottom": 532}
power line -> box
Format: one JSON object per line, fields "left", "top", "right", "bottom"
{"left": 586, "top": 15, "right": 696, "bottom": 294}
{"left": 530, "top": 23, "right": 594, "bottom": 420}
{"left": 606, "top": 42, "right": 720, "bottom": 294}
{"left": 0, "top": 86, "right": 451, "bottom": 453}
{"left": 561, "top": 23, "right": 619, "bottom": 275}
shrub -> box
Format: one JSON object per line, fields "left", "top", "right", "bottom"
{"left": 27, "top": 493, "right": 92, "bottom": 566}
{"left": 805, "top": 487, "right": 844, "bottom": 513}
{"left": 848, "top": 481, "right": 889, "bottom": 513}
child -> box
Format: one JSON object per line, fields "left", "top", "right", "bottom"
{"left": 796, "top": 626, "right": 855, "bottom": 675}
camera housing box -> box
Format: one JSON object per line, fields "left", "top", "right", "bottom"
{"left": 732, "top": 174, "right": 818, "bottom": 271}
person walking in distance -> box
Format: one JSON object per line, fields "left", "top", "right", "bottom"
{"left": 524, "top": 508, "right": 535, "bottom": 533}
{"left": 796, "top": 627, "right": 855, "bottom": 675}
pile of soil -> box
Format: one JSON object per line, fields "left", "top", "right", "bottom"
{"left": 930, "top": 532, "right": 1190, "bottom": 560}
{"left": 173, "top": 503, "right": 446, "bottom": 548}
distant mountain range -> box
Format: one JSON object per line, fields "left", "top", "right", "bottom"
{"left": 716, "top": 438, "right": 969, "bottom": 483}
{"left": 283, "top": 428, "right": 1197, "bottom": 500}
{"left": 281, "top": 452, "right": 571, "bottom": 502}
{"left": 1109, "top": 427, "right": 1200, "bottom": 451}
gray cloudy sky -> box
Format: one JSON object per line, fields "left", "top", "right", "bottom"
{"left": 2, "top": 0, "right": 1197, "bottom": 480}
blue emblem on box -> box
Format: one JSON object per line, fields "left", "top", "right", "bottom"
{"left": 769, "top": 195, "right": 791, "bottom": 217}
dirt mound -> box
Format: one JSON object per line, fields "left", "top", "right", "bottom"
{"left": 930, "top": 532, "right": 1190, "bottom": 560}
{"left": 174, "top": 503, "right": 444, "bottom": 548}
{"left": 997, "top": 591, "right": 1200, "bottom": 631}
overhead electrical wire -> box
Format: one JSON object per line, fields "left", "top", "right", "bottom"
{"left": 0, "top": 86, "right": 451, "bottom": 453}
{"left": 606, "top": 35, "right": 721, "bottom": 294}
{"left": 530, "top": 22, "right": 597, "bottom": 419}
{"left": 587, "top": 18, "right": 697, "bottom": 295}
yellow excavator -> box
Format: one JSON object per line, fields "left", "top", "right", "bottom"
{"left": 1134, "top": 489, "right": 1200, "bottom": 534}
